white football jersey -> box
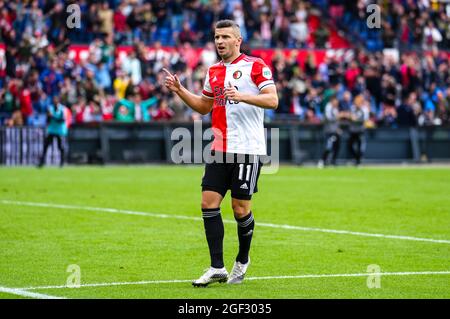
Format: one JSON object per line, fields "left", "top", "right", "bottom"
{"left": 202, "top": 54, "right": 275, "bottom": 155}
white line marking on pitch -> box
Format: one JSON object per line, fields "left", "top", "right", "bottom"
{"left": 0, "top": 286, "right": 65, "bottom": 299}
{"left": 16, "top": 271, "right": 450, "bottom": 291}
{"left": 1, "top": 199, "right": 449, "bottom": 245}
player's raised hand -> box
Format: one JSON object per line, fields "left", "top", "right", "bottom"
{"left": 224, "top": 81, "right": 241, "bottom": 102}
{"left": 162, "top": 68, "right": 181, "bottom": 93}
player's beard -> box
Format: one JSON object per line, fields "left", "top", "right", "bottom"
{"left": 217, "top": 48, "right": 229, "bottom": 60}
{"left": 218, "top": 47, "right": 235, "bottom": 62}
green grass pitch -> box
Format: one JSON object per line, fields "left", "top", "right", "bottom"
{"left": 0, "top": 165, "right": 449, "bottom": 299}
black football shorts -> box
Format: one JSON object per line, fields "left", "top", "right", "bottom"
{"left": 201, "top": 151, "right": 263, "bottom": 200}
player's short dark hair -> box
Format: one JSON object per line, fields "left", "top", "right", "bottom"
{"left": 215, "top": 20, "right": 239, "bottom": 29}
{"left": 215, "top": 20, "right": 241, "bottom": 37}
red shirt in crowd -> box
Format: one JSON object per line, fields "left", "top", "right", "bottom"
{"left": 113, "top": 11, "right": 127, "bottom": 32}
{"left": 152, "top": 107, "right": 174, "bottom": 121}
{"left": 20, "top": 89, "right": 33, "bottom": 117}
{"left": 345, "top": 67, "right": 360, "bottom": 91}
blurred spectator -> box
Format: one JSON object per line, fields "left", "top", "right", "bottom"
{"left": 47, "top": 3, "right": 68, "bottom": 45}
{"left": 113, "top": 2, "right": 130, "bottom": 44}
{"left": 423, "top": 21, "right": 443, "bottom": 51}
{"left": 259, "top": 13, "right": 272, "bottom": 48}
{"left": 345, "top": 61, "right": 360, "bottom": 92}
{"left": 122, "top": 51, "right": 142, "bottom": 86}
{"left": 38, "top": 95, "right": 67, "bottom": 168}
{"left": 289, "top": 16, "right": 308, "bottom": 48}
{"left": 93, "top": 62, "right": 112, "bottom": 93}
{"left": 244, "top": 0, "right": 261, "bottom": 40}
{"left": 381, "top": 75, "right": 397, "bottom": 109}
{"left": 29, "top": 30, "right": 49, "bottom": 54}
{"left": 39, "top": 60, "right": 63, "bottom": 98}
{"left": 339, "top": 91, "right": 353, "bottom": 112}
{"left": 200, "top": 42, "right": 218, "bottom": 68}
{"left": 347, "top": 94, "right": 369, "bottom": 166}
{"left": 397, "top": 93, "right": 418, "bottom": 127}
{"left": 318, "top": 95, "right": 342, "bottom": 167}
{"left": 114, "top": 94, "right": 135, "bottom": 122}
{"left": 313, "top": 21, "right": 329, "bottom": 48}
{"left": 113, "top": 87, "right": 158, "bottom": 123}
{"left": 98, "top": 2, "right": 113, "bottom": 37}
{"left": 113, "top": 70, "right": 131, "bottom": 100}
{"left": 272, "top": 7, "right": 290, "bottom": 47}
{"left": 178, "top": 21, "right": 197, "bottom": 45}
{"left": 435, "top": 90, "right": 450, "bottom": 125}
{"left": 17, "top": 80, "right": 33, "bottom": 125}
{"left": 71, "top": 93, "right": 104, "bottom": 124}
{"left": 379, "top": 104, "right": 398, "bottom": 128}
{"left": 152, "top": 99, "right": 174, "bottom": 121}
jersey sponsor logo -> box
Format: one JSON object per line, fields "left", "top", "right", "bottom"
{"left": 233, "top": 70, "right": 242, "bottom": 79}
{"left": 214, "top": 86, "right": 240, "bottom": 106}
{"left": 214, "top": 86, "right": 224, "bottom": 96}
{"left": 262, "top": 67, "right": 272, "bottom": 79}
{"left": 213, "top": 86, "right": 226, "bottom": 106}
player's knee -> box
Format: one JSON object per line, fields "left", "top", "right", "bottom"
{"left": 201, "top": 201, "right": 214, "bottom": 210}
{"left": 201, "top": 191, "right": 223, "bottom": 209}
{"left": 201, "top": 198, "right": 220, "bottom": 209}
{"left": 232, "top": 202, "right": 250, "bottom": 218}
{"left": 233, "top": 209, "right": 250, "bottom": 219}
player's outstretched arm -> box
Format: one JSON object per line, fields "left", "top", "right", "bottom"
{"left": 224, "top": 82, "right": 278, "bottom": 109}
{"left": 162, "top": 68, "right": 213, "bottom": 115}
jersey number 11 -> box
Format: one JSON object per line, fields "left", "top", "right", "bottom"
{"left": 238, "top": 164, "right": 252, "bottom": 182}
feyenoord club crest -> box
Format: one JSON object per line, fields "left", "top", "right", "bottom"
{"left": 233, "top": 70, "right": 242, "bottom": 79}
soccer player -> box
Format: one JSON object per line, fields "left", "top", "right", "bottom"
{"left": 348, "top": 95, "right": 369, "bottom": 166}
{"left": 38, "top": 96, "right": 67, "bottom": 168}
{"left": 163, "top": 20, "right": 278, "bottom": 286}
{"left": 318, "top": 95, "right": 343, "bottom": 168}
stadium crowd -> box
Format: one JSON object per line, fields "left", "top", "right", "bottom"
{"left": 316, "top": 0, "right": 450, "bottom": 51}
{"left": 0, "top": 0, "right": 449, "bottom": 129}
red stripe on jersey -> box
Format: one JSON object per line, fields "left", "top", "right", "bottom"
{"left": 251, "top": 58, "right": 273, "bottom": 87}
{"left": 202, "top": 89, "right": 213, "bottom": 97}
{"left": 231, "top": 53, "right": 246, "bottom": 64}
{"left": 243, "top": 55, "right": 260, "bottom": 62}
{"left": 209, "top": 64, "right": 227, "bottom": 152}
